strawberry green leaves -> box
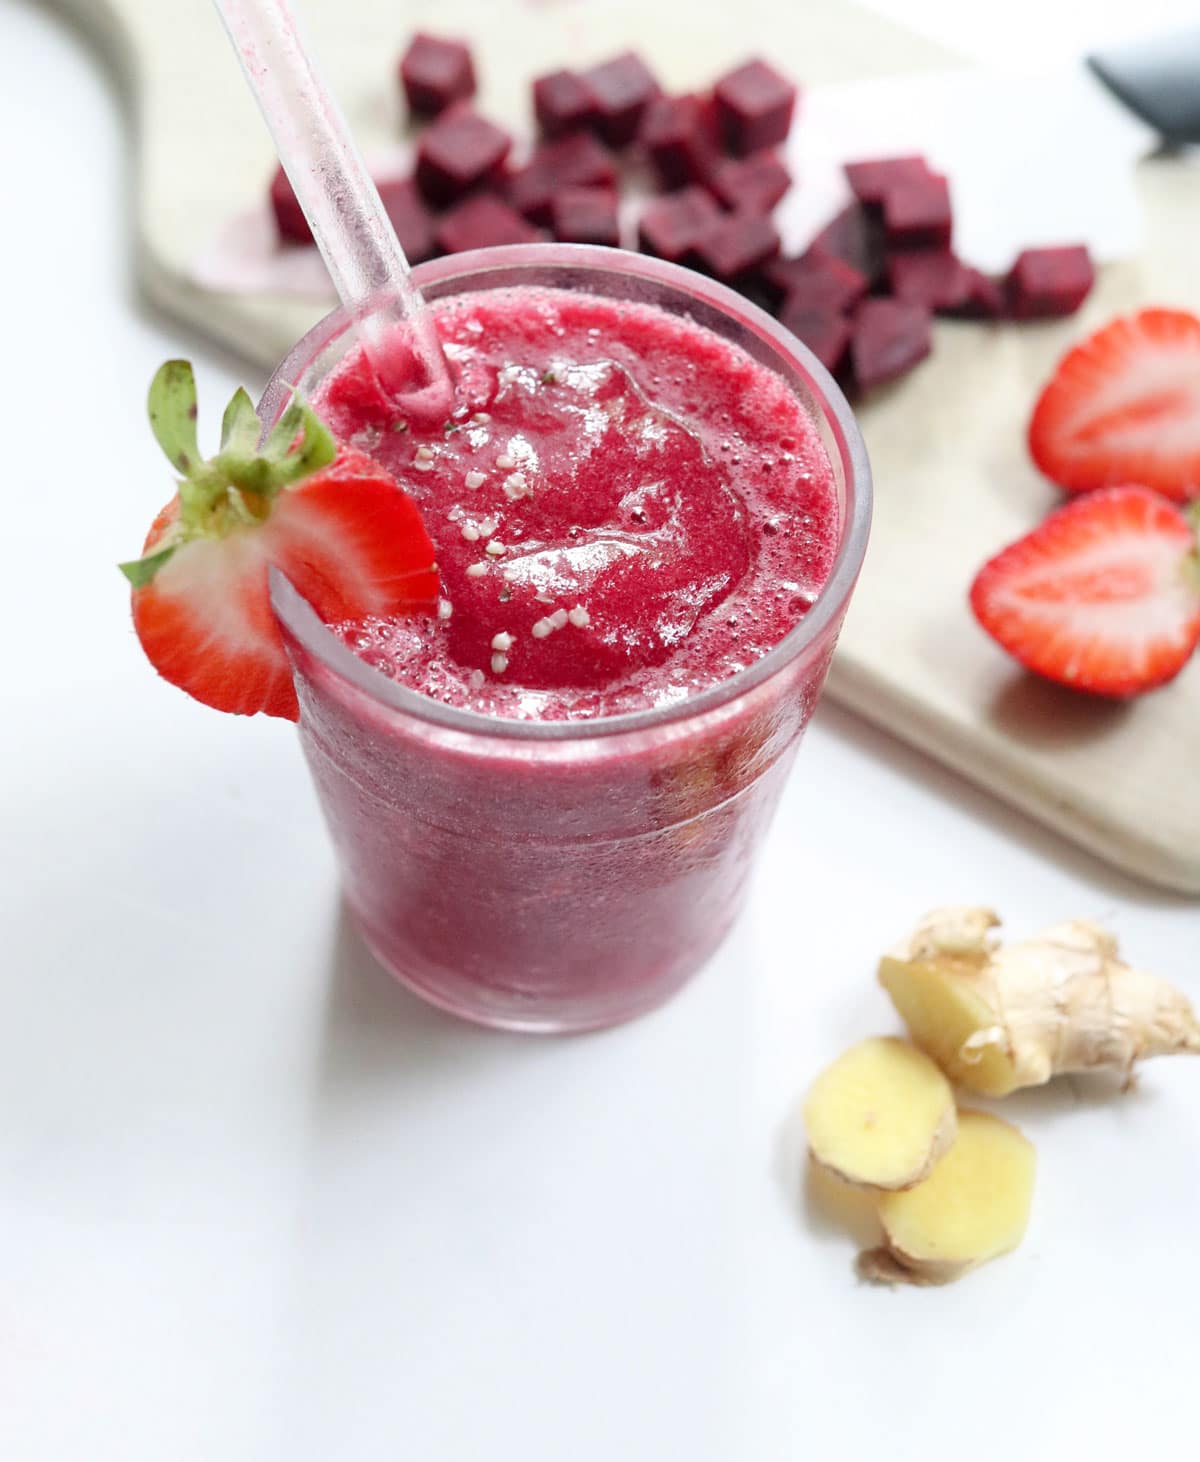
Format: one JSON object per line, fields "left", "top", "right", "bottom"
{"left": 121, "top": 361, "right": 336, "bottom": 586}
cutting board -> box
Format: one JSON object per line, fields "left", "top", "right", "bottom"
{"left": 57, "top": 0, "right": 1200, "bottom": 894}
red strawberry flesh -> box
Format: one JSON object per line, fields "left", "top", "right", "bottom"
{"left": 1028, "top": 308, "right": 1200, "bottom": 503}
{"left": 970, "top": 485, "right": 1200, "bottom": 697}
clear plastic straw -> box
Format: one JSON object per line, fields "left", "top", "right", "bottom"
{"left": 211, "top": 0, "right": 453, "bottom": 419}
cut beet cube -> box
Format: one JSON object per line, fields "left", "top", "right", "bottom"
{"left": 778, "top": 304, "right": 853, "bottom": 374}
{"left": 637, "top": 186, "right": 723, "bottom": 263}
{"left": 415, "top": 109, "right": 512, "bottom": 206}
{"left": 707, "top": 151, "right": 791, "bottom": 214}
{"left": 882, "top": 173, "right": 952, "bottom": 248}
{"left": 886, "top": 248, "right": 970, "bottom": 310}
{"left": 712, "top": 58, "right": 798, "bottom": 155}
{"left": 550, "top": 186, "right": 620, "bottom": 246}
{"left": 507, "top": 131, "right": 618, "bottom": 224}
{"left": 270, "top": 166, "right": 311, "bottom": 245}
{"left": 760, "top": 252, "right": 869, "bottom": 314}
{"left": 582, "top": 52, "right": 661, "bottom": 146}
{"left": 940, "top": 266, "right": 1007, "bottom": 320}
{"left": 435, "top": 195, "right": 544, "bottom": 254}
{"left": 399, "top": 34, "right": 476, "bottom": 119}
{"left": 851, "top": 299, "right": 933, "bottom": 390}
{"left": 844, "top": 155, "right": 930, "bottom": 204}
{"left": 640, "top": 94, "right": 719, "bottom": 189}
{"left": 692, "top": 210, "right": 780, "bottom": 283}
{"left": 532, "top": 69, "right": 596, "bottom": 138}
{"left": 809, "top": 202, "right": 886, "bottom": 285}
{"left": 1006, "top": 245, "right": 1095, "bottom": 319}
{"left": 375, "top": 178, "right": 438, "bottom": 265}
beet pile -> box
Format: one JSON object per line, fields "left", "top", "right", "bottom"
{"left": 269, "top": 33, "right": 1096, "bottom": 397}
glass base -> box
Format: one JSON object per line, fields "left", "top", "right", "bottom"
{"left": 354, "top": 912, "right": 729, "bottom": 1035}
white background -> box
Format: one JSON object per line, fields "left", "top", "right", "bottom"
{"left": 3, "top": 3, "right": 1198, "bottom": 1459}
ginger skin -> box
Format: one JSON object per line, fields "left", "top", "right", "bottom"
{"left": 859, "top": 1109, "right": 1036, "bottom": 1286}
{"left": 804, "top": 1037, "right": 956, "bottom": 1190}
{"left": 879, "top": 907, "right": 1200, "bottom": 1097}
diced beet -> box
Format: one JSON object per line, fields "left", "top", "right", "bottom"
{"left": 851, "top": 299, "right": 933, "bottom": 390}
{"left": 808, "top": 203, "right": 886, "bottom": 285}
{"left": 435, "top": 195, "right": 544, "bottom": 254}
{"left": 532, "top": 70, "right": 596, "bottom": 138}
{"left": 844, "top": 155, "right": 930, "bottom": 204}
{"left": 582, "top": 52, "right": 661, "bottom": 146}
{"left": 882, "top": 173, "right": 952, "bottom": 248}
{"left": 940, "top": 266, "right": 1007, "bottom": 320}
{"left": 415, "top": 109, "right": 512, "bottom": 206}
{"left": 760, "top": 252, "right": 869, "bottom": 314}
{"left": 886, "top": 248, "right": 970, "bottom": 310}
{"left": 550, "top": 186, "right": 620, "bottom": 247}
{"left": 692, "top": 210, "right": 780, "bottom": 284}
{"left": 1006, "top": 245, "right": 1095, "bottom": 319}
{"left": 398, "top": 33, "right": 476, "bottom": 118}
{"left": 640, "top": 94, "right": 719, "bottom": 189}
{"left": 270, "top": 166, "right": 310, "bottom": 245}
{"left": 712, "top": 58, "right": 797, "bottom": 155}
{"left": 778, "top": 304, "right": 853, "bottom": 374}
{"left": 506, "top": 132, "right": 618, "bottom": 224}
{"left": 707, "top": 151, "right": 791, "bottom": 214}
{"left": 375, "top": 178, "right": 438, "bottom": 265}
{"left": 637, "top": 186, "right": 723, "bottom": 263}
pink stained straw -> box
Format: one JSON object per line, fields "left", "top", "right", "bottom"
{"left": 210, "top": 0, "right": 453, "bottom": 420}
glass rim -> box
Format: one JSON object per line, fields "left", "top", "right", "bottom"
{"left": 265, "top": 243, "right": 872, "bottom": 743}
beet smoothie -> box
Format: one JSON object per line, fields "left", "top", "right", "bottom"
{"left": 268, "top": 248, "right": 870, "bottom": 1031}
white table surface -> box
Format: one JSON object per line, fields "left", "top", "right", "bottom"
{"left": 4, "top": 5, "right": 1198, "bottom": 1459}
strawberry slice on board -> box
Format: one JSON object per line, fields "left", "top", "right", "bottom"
{"left": 1028, "top": 308, "right": 1200, "bottom": 503}
{"left": 121, "top": 361, "right": 439, "bottom": 720}
{"left": 969, "top": 485, "right": 1200, "bottom": 698}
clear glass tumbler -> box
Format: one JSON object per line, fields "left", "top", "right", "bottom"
{"left": 262, "top": 245, "right": 871, "bottom": 1033}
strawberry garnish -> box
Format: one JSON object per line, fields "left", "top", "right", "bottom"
{"left": 1028, "top": 308, "right": 1200, "bottom": 503}
{"left": 122, "top": 361, "right": 439, "bottom": 719}
{"left": 970, "top": 485, "right": 1200, "bottom": 698}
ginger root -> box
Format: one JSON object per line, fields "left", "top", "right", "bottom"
{"left": 859, "top": 1110, "right": 1036, "bottom": 1286}
{"left": 878, "top": 907, "right": 1200, "bottom": 1096}
{"left": 804, "top": 1037, "right": 956, "bottom": 1190}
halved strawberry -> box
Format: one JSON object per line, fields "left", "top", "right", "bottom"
{"left": 969, "top": 485, "right": 1200, "bottom": 698}
{"left": 122, "top": 361, "right": 438, "bottom": 719}
{"left": 1028, "top": 308, "right": 1200, "bottom": 503}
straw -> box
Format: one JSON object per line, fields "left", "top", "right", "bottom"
{"left": 211, "top": 0, "right": 453, "bottom": 418}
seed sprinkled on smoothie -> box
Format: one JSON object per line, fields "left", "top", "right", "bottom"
{"left": 461, "top": 522, "right": 481, "bottom": 541}
{"left": 534, "top": 591, "right": 554, "bottom": 604}
{"left": 496, "top": 454, "right": 515, "bottom": 469}
{"left": 568, "top": 605, "right": 591, "bottom": 628}
{"left": 479, "top": 516, "right": 498, "bottom": 536}
{"left": 549, "top": 608, "right": 569, "bottom": 630}
{"left": 412, "top": 458, "right": 433, "bottom": 472}
{"left": 437, "top": 598, "right": 453, "bottom": 621}
{"left": 492, "top": 631, "right": 515, "bottom": 652}
{"left": 471, "top": 412, "right": 490, "bottom": 425}
{"left": 465, "top": 470, "right": 486, "bottom": 490}
{"left": 531, "top": 617, "right": 553, "bottom": 638}
{"left": 466, "top": 561, "right": 488, "bottom": 577}
{"left": 416, "top": 445, "right": 434, "bottom": 461}
{"left": 486, "top": 540, "right": 507, "bottom": 556}
{"left": 491, "top": 652, "right": 509, "bottom": 674}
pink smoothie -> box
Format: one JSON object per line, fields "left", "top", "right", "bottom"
{"left": 316, "top": 287, "right": 838, "bottom": 718}
{"left": 277, "top": 274, "right": 855, "bottom": 1030}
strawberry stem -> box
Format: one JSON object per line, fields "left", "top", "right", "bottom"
{"left": 121, "top": 360, "right": 339, "bottom": 589}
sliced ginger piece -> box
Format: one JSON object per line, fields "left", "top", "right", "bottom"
{"left": 859, "top": 1109, "right": 1036, "bottom": 1286}
{"left": 803, "top": 1037, "right": 956, "bottom": 1190}
{"left": 879, "top": 907, "right": 1200, "bottom": 1097}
